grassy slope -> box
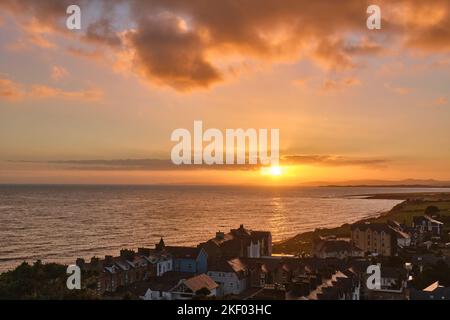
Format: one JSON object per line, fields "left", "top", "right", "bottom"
{"left": 272, "top": 193, "right": 450, "bottom": 255}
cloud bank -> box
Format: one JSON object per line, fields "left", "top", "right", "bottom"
{"left": 1, "top": 0, "right": 450, "bottom": 91}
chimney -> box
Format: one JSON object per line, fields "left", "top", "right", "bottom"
{"left": 216, "top": 231, "right": 225, "bottom": 240}
{"left": 76, "top": 258, "right": 85, "bottom": 268}
{"left": 104, "top": 255, "right": 113, "bottom": 266}
{"left": 138, "top": 247, "right": 151, "bottom": 256}
{"left": 120, "top": 249, "right": 136, "bottom": 261}
{"left": 90, "top": 257, "right": 99, "bottom": 265}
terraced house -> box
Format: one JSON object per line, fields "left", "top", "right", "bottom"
{"left": 76, "top": 248, "right": 173, "bottom": 293}
{"left": 350, "top": 223, "right": 397, "bottom": 256}
{"left": 200, "top": 224, "right": 272, "bottom": 260}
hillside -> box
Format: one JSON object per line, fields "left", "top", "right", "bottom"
{"left": 272, "top": 193, "right": 450, "bottom": 255}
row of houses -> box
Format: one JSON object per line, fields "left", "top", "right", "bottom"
{"left": 76, "top": 224, "right": 270, "bottom": 295}
{"left": 312, "top": 213, "right": 445, "bottom": 259}
{"left": 133, "top": 256, "right": 366, "bottom": 300}
{"left": 76, "top": 224, "right": 366, "bottom": 299}
{"left": 130, "top": 273, "right": 219, "bottom": 300}
{"left": 76, "top": 240, "right": 208, "bottom": 293}
{"left": 351, "top": 214, "right": 444, "bottom": 256}
{"left": 76, "top": 215, "right": 448, "bottom": 300}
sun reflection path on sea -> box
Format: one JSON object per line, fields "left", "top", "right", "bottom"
{"left": 266, "top": 196, "right": 290, "bottom": 238}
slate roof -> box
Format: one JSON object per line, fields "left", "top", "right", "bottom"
{"left": 126, "top": 273, "right": 191, "bottom": 297}
{"left": 208, "top": 258, "right": 247, "bottom": 279}
{"left": 413, "top": 215, "right": 443, "bottom": 225}
{"left": 350, "top": 222, "right": 394, "bottom": 233}
{"left": 410, "top": 281, "right": 450, "bottom": 300}
{"left": 165, "top": 246, "right": 202, "bottom": 259}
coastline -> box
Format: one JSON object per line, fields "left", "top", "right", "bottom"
{"left": 272, "top": 192, "right": 450, "bottom": 255}
{"left": 1, "top": 190, "right": 449, "bottom": 274}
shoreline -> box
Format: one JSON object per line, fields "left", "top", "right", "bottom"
{"left": 2, "top": 192, "right": 449, "bottom": 274}
{"left": 272, "top": 192, "right": 450, "bottom": 254}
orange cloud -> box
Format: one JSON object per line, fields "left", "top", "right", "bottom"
{"left": 30, "top": 85, "right": 103, "bottom": 101}
{"left": 125, "top": 15, "right": 222, "bottom": 91}
{"left": 51, "top": 66, "right": 69, "bottom": 81}
{"left": 434, "top": 96, "right": 448, "bottom": 106}
{"left": 9, "top": 154, "right": 390, "bottom": 172}
{"left": 2, "top": 0, "right": 450, "bottom": 91}
{"left": 388, "top": 0, "right": 450, "bottom": 51}
{"left": 282, "top": 155, "right": 389, "bottom": 168}
{"left": 66, "top": 47, "right": 104, "bottom": 60}
{"left": 0, "top": 78, "right": 25, "bottom": 101}
{"left": 0, "top": 77, "right": 103, "bottom": 103}
{"left": 321, "top": 77, "right": 361, "bottom": 92}
{"left": 6, "top": 16, "right": 59, "bottom": 51}
{"left": 384, "top": 83, "right": 413, "bottom": 95}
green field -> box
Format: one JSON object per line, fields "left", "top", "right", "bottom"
{"left": 272, "top": 193, "right": 450, "bottom": 255}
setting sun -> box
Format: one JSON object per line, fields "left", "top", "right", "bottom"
{"left": 261, "top": 166, "right": 283, "bottom": 176}
{"left": 270, "top": 166, "right": 282, "bottom": 176}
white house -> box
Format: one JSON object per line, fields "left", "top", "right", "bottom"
{"left": 156, "top": 256, "right": 172, "bottom": 276}
{"left": 247, "top": 241, "right": 261, "bottom": 258}
{"left": 207, "top": 258, "right": 248, "bottom": 296}
{"left": 142, "top": 253, "right": 173, "bottom": 276}
{"left": 413, "top": 215, "right": 444, "bottom": 236}
{"left": 395, "top": 231, "right": 411, "bottom": 248}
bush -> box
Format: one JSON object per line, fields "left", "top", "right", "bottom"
{"left": 0, "top": 260, "right": 98, "bottom": 299}
{"left": 424, "top": 205, "right": 440, "bottom": 216}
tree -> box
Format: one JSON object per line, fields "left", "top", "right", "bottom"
{"left": 195, "top": 287, "right": 211, "bottom": 297}
{"left": 0, "top": 261, "right": 98, "bottom": 299}
{"left": 412, "top": 260, "right": 450, "bottom": 289}
{"left": 424, "top": 205, "right": 440, "bottom": 217}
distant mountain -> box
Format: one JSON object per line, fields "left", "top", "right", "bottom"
{"left": 304, "top": 179, "right": 450, "bottom": 188}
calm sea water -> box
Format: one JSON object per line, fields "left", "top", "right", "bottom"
{"left": 1, "top": 185, "right": 449, "bottom": 272}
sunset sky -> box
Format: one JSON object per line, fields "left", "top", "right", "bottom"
{"left": 0, "top": 0, "right": 449, "bottom": 185}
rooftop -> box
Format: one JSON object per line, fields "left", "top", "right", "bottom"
{"left": 208, "top": 258, "right": 247, "bottom": 278}
{"left": 165, "top": 246, "right": 202, "bottom": 259}
{"left": 413, "top": 215, "right": 444, "bottom": 225}
{"left": 182, "top": 274, "right": 218, "bottom": 292}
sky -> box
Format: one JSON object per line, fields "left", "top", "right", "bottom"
{"left": 0, "top": 0, "right": 449, "bottom": 185}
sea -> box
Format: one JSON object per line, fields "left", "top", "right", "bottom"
{"left": 1, "top": 185, "right": 449, "bottom": 272}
